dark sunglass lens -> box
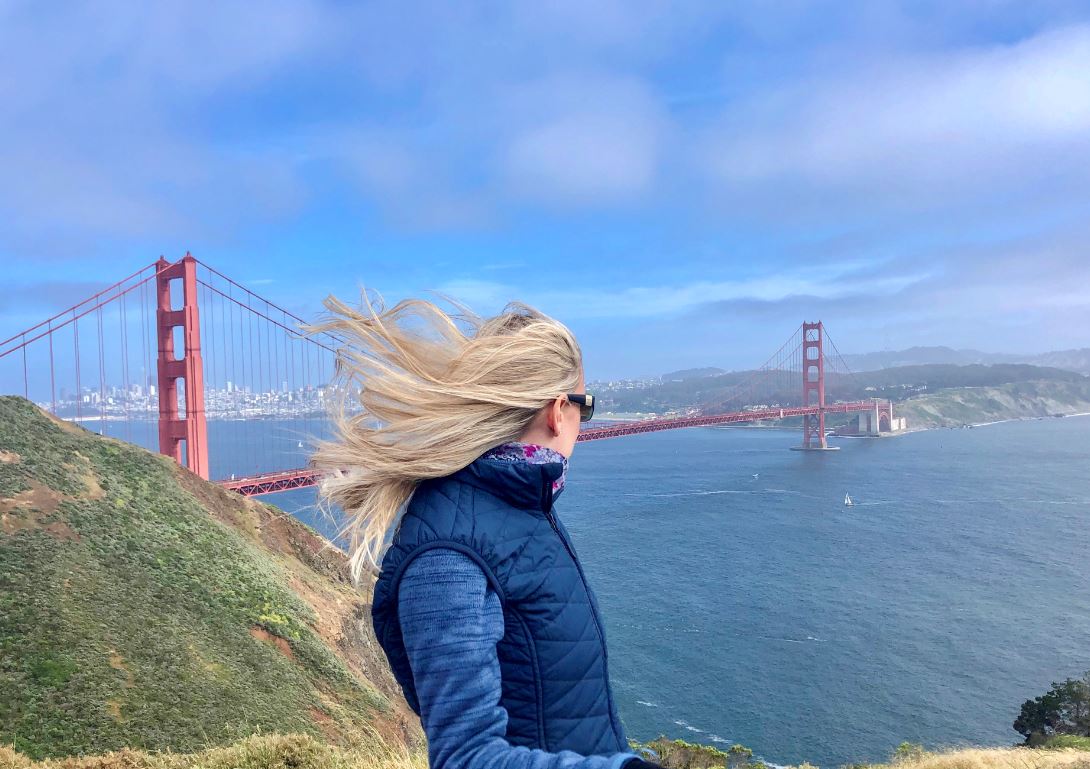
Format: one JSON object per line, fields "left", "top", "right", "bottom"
{"left": 568, "top": 393, "right": 594, "bottom": 422}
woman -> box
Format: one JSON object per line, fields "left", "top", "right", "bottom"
{"left": 309, "top": 294, "right": 663, "bottom": 769}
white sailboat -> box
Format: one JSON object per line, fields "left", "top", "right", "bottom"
{"left": 844, "top": 492, "right": 854, "bottom": 507}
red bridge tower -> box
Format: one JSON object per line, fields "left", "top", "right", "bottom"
{"left": 155, "top": 253, "right": 210, "bottom": 479}
{"left": 797, "top": 321, "right": 835, "bottom": 451}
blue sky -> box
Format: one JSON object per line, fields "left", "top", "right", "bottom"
{"left": 2, "top": 1, "right": 1089, "bottom": 379}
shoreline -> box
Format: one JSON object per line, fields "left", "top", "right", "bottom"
{"left": 904, "top": 410, "right": 1090, "bottom": 434}
{"left": 55, "top": 408, "right": 1090, "bottom": 435}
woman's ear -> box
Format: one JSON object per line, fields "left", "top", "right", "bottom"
{"left": 546, "top": 396, "right": 565, "bottom": 436}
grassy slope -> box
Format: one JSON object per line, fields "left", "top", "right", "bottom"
{"left": 0, "top": 396, "right": 420, "bottom": 760}
{"left": 897, "top": 380, "right": 1090, "bottom": 429}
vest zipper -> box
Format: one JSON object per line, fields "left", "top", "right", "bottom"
{"left": 542, "top": 505, "right": 624, "bottom": 747}
{"left": 542, "top": 507, "right": 607, "bottom": 658}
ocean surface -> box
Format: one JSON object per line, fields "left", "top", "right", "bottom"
{"left": 96, "top": 415, "right": 1090, "bottom": 767}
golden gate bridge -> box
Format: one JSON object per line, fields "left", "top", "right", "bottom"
{"left": 0, "top": 254, "right": 896, "bottom": 497}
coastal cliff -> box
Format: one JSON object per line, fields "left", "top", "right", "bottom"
{"left": 897, "top": 379, "right": 1090, "bottom": 429}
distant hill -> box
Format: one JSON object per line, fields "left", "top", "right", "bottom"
{"left": 600, "top": 363, "right": 1088, "bottom": 417}
{"left": 842, "top": 363, "right": 1084, "bottom": 393}
{"left": 842, "top": 346, "right": 1090, "bottom": 374}
{"left": 660, "top": 367, "right": 726, "bottom": 382}
{"left": 1031, "top": 348, "right": 1090, "bottom": 374}
{"left": 0, "top": 396, "right": 421, "bottom": 760}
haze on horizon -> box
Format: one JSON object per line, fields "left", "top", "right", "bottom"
{"left": 2, "top": 1, "right": 1089, "bottom": 380}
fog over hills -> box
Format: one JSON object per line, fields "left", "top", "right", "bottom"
{"left": 658, "top": 348, "right": 1090, "bottom": 381}
{"left": 840, "top": 347, "right": 1090, "bottom": 375}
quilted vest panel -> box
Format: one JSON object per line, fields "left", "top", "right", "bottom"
{"left": 371, "top": 456, "right": 628, "bottom": 756}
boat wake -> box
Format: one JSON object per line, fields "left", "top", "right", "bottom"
{"left": 636, "top": 704, "right": 786, "bottom": 766}
{"left": 626, "top": 487, "right": 808, "bottom": 498}
{"left": 627, "top": 489, "right": 751, "bottom": 498}
{"left": 755, "top": 633, "right": 828, "bottom": 644}
{"left": 615, "top": 621, "right": 702, "bottom": 633}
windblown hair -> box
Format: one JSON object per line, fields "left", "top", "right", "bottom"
{"left": 303, "top": 291, "right": 583, "bottom": 583}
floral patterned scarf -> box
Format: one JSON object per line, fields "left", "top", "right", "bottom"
{"left": 480, "top": 441, "right": 569, "bottom": 495}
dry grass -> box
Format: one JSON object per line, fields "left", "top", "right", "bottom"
{"left": 830, "top": 746, "right": 1090, "bottom": 769}
{"left": 4, "top": 739, "right": 1090, "bottom": 769}
{"left": 0, "top": 732, "right": 429, "bottom": 769}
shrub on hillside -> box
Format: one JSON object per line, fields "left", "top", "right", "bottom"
{"left": 1014, "top": 672, "right": 1090, "bottom": 745}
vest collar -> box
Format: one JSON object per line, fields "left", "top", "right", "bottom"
{"left": 452, "top": 456, "right": 564, "bottom": 512}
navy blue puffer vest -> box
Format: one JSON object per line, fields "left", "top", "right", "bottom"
{"left": 371, "top": 455, "right": 628, "bottom": 755}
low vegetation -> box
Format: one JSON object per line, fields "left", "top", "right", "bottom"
{"left": 0, "top": 396, "right": 418, "bottom": 760}
{"left": 1014, "top": 673, "right": 1090, "bottom": 746}
{"left": 0, "top": 732, "right": 425, "bottom": 769}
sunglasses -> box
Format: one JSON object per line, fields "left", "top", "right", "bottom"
{"left": 565, "top": 392, "right": 595, "bottom": 422}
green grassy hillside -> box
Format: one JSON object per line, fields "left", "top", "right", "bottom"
{"left": 0, "top": 396, "right": 420, "bottom": 760}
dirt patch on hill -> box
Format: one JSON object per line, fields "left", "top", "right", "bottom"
{"left": 249, "top": 626, "right": 295, "bottom": 659}
{"left": 70, "top": 455, "right": 105, "bottom": 500}
{"left": 1, "top": 483, "right": 64, "bottom": 515}
{"left": 308, "top": 706, "right": 340, "bottom": 741}
{"left": 0, "top": 482, "right": 80, "bottom": 541}
{"left": 0, "top": 452, "right": 105, "bottom": 541}
{"left": 108, "top": 650, "right": 135, "bottom": 689}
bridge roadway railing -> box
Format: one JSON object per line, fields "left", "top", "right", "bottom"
{"left": 575, "top": 400, "right": 884, "bottom": 441}
{"left": 215, "top": 400, "right": 889, "bottom": 497}
{"left": 218, "top": 468, "right": 325, "bottom": 496}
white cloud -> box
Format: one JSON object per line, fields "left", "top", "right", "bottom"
{"left": 0, "top": 0, "right": 315, "bottom": 252}
{"left": 326, "top": 129, "right": 493, "bottom": 230}
{"left": 430, "top": 279, "right": 515, "bottom": 311}
{"left": 502, "top": 112, "right": 660, "bottom": 203}
{"left": 495, "top": 74, "right": 667, "bottom": 206}
{"left": 704, "top": 24, "right": 1090, "bottom": 199}
{"left": 435, "top": 260, "right": 926, "bottom": 320}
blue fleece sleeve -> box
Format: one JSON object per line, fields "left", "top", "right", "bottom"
{"left": 398, "top": 547, "right": 640, "bottom": 769}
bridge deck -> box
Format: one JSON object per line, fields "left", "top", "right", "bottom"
{"left": 217, "top": 400, "right": 886, "bottom": 497}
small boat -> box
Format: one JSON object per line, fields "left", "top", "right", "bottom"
{"left": 297, "top": 441, "right": 304, "bottom": 448}
{"left": 752, "top": 473, "right": 760, "bottom": 479}
{"left": 844, "top": 493, "right": 854, "bottom": 507}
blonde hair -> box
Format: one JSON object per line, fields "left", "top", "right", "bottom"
{"left": 303, "top": 291, "right": 583, "bottom": 582}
